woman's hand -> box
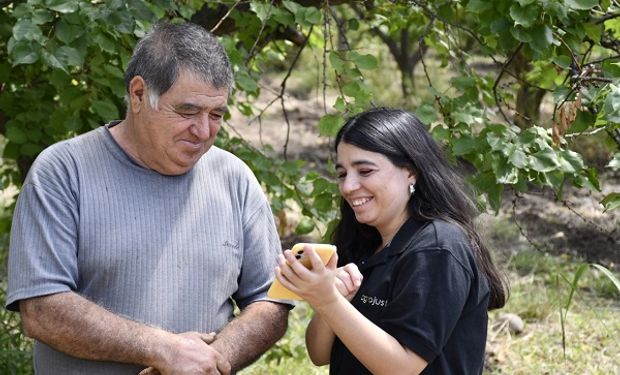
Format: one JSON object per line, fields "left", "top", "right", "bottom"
{"left": 335, "top": 263, "right": 363, "bottom": 301}
{"left": 275, "top": 245, "right": 340, "bottom": 308}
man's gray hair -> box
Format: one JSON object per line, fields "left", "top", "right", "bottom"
{"left": 124, "top": 22, "right": 233, "bottom": 108}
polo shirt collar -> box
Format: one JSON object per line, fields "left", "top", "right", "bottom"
{"left": 358, "top": 216, "right": 428, "bottom": 272}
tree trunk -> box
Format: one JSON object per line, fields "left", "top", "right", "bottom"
{"left": 513, "top": 52, "right": 545, "bottom": 129}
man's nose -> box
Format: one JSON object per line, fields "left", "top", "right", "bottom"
{"left": 190, "top": 113, "right": 212, "bottom": 140}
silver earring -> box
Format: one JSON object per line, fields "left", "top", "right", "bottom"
{"left": 409, "top": 183, "right": 415, "bottom": 195}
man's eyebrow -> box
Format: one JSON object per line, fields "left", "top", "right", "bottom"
{"left": 174, "top": 103, "right": 201, "bottom": 111}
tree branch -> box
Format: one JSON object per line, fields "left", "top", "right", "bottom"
{"left": 493, "top": 43, "right": 523, "bottom": 126}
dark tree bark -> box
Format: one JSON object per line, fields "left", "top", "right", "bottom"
{"left": 513, "top": 52, "right": 546, "bottom": 129}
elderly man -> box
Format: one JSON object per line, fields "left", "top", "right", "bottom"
{"left": 6, "top": 22, "right": 289, "bottom": 374}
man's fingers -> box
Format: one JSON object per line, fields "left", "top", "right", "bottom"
{"left": 200, "top": 332, "right": 217, "bottom": 344}
{"left": 216, "top": 358, "right": 232, "bottom": 375}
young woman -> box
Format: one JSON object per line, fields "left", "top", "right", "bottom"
{"left": 275, "top": 108, "right": 507, "bottom": 374}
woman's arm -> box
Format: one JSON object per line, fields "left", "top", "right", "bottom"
{"left": 305, "top": 313, "right": 335, "bottom": 365}
{"left": 276, "top": 248, "right": 428, "bottom": 375}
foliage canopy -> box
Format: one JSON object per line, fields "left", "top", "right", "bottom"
{"left": 1, "top": 0, "right": 619, "bottom": 234}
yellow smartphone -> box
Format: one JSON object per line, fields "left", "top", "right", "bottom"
{"left": 267, "top": 243, "right": 337, "bottom": 301}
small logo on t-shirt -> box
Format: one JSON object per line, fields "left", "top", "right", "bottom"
{"left": 222, "top": 240, "right": 239, "bottom": 249}
{"left": 360, "top": 294, "right": 388, "bottom": 307}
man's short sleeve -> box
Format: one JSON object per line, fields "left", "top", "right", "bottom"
{"left": 6, "top": 149, "right": 79, "bottom": 311}
{"left": 380, "top": 248, "right": 472, "bottom": 362}
{"left": 232, "top": 187, "right": 282, "bottom": 309}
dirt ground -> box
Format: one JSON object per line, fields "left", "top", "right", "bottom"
{"left": 226, "top": 84, "right": 620, "bottom": 269}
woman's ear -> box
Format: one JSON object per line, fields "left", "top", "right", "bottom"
{"left": 407, "top": 168, "right": 417, "bottom": 185}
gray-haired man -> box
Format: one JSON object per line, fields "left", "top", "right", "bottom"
{"left": 6, "top": 22, "right": 289, "bottom": 374}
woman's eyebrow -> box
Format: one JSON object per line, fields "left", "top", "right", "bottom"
{"left": 335, "top": 160, "right": 378, "bottom": 169}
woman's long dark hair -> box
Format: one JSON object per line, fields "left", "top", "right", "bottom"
{"left": 332, "top": 108, "right": 507, "bottom": 310}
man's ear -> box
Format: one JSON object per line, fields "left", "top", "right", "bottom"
{"left": 128, "top": 76, "right": 146, "bottom": 114}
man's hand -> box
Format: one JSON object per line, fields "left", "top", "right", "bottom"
{"left": 139, "top": 332, "right": 231, "bottom": 375}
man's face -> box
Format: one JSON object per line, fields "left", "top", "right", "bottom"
{"left": 130, "top": 71, "right": 228, "bottom": 175}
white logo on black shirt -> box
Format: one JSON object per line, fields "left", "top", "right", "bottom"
{"left": 360, "top": 294, "right": 388, "bottom": 307}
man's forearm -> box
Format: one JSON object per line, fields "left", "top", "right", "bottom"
{"left": 211, "top": 301, "right": 289, "bottom": 371}
{"left": 20, "top": 292, "right": 174, "bottom": 366}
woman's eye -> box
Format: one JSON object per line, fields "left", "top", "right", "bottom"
{"left": 336, "top": 172, "right": 346, "bottom": 179}
{"left": 359, "top": 169, "right": 373, "bottom": 176}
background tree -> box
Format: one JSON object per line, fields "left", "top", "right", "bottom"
{"left": 1, "top": 0, "right": 619, "bottom": 373}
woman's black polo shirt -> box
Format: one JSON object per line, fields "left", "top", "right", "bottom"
{"left": 329, "top": 218, "right": 490, "bottom": 374}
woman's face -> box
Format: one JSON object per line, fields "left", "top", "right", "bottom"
{"left": 336, "top": 142, "right": 416, "bottom": 238}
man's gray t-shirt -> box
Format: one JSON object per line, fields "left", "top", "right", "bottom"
{"left": 6, "top": 125, "right": 282, "bottom": 373}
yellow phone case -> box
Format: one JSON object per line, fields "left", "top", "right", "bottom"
{"left": 267, "top": 243, "right": 337, "bottom": 301}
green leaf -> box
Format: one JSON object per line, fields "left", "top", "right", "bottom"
{"left": 11, "top": 41, "right": 40, "bottom": 65}
{"left": 415, "top": 104, "right": 438, "bottom": 125}
{"left": 553, "top": 55, "right": 572, "bottom": 68}
{"left": 0, "top": 62, "right": 9, "bottom": 83}
{"left": 250, "top": 2, "right": 272, "bottom": 22}
{"left": 531, "top": 149, "right": 561, "bottom": 172}
{"left": 600, "top": 193, "right": 620, "bottom": 211}
{"left": 466, "top": 0, "right": 493, "bottom": 12}
{"left": 603, "top": 84, "right": 620, "bottom": 123}
{"left": 558, "top": 149, "right": 584, "bottom": 173}
{"left": 529, "top": 25, "right": 553, "bottom": 52}
{"left": 20, "top": 143, "right": 44, "bottom": 156}
{"left": 342, "top": 82, "right": 361, "bottom": 98}
{"left": 495, "top": 158, "right": 519, "bottom": 184}
{"left": 452, "top": 137, "right": 477, "bottom": 156}
{"left": 602, "top": 61, "right": 620, "bottom": 79}
{"left": 318, "top": 114, "right": 344, "bottom": 137}
{"left": 329, "top": 51, "right": 346, "bottom": 71}
{"left": 32, "top": 9, "right": 54, "bottom": 25}
{"left": 43, "top": 50, "right": 68, "bottom": 73}
{"left": 56, "top": 19, "right": 83, "bottom": 44}
{"left": 313, "top": 192, "right": 334, "bottom": 212}
{"left": 350, "top": 52, "right": 378, "bottom": 70}
{"left": 56, "top": 46, "right": 84, "bottom": 67}
{"left": 91, "top": 99, "right": 119, "bottom": 119}
{"left": 431, "top": 125, "right": 450, "bottom": 141}
{"left": 46, "top": 0, "right": 80, "bottom": 13}
{"left": 607, "top": 153, "right": 620, "bottom": 170}
{"left": 13, "top": 19, "right": 42, "bottom": 41}
{"left": 127, "top": 0, "right": 156, "bottom": 21}
{"left": 93, "top": 32, "right": 116, "bottom": 53}
{"left": 304, "top": 7, "right": 322, "bottom": 25}
{"left": 509, "top": 149, "right": 528, "bottom": 168}
{"left": 565, "top": 0, "right": 599, "bottom": 10}
{"left": 6, "top": 124, "right": 28, "bottom": 144}
{"left": 509, "top": 3, "right": 538, "bottom": 28}
{"left": 591, "top": 264, "right": 620, "bottom": 292}
{"left": 295, "top": 217, "right": 315, "bottom": 235}
{"left": 107, "top": 11, "right": 134, "bottom": 34}
{"left": 236, "top": 71, "right": 258, "bottom": 94}
{"left": 568, "top": 110, "right": 596, "bottom": 133}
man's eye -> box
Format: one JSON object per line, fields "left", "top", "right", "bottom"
{"left": 209, "top": 113, "right": 223, "bottom": 120}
